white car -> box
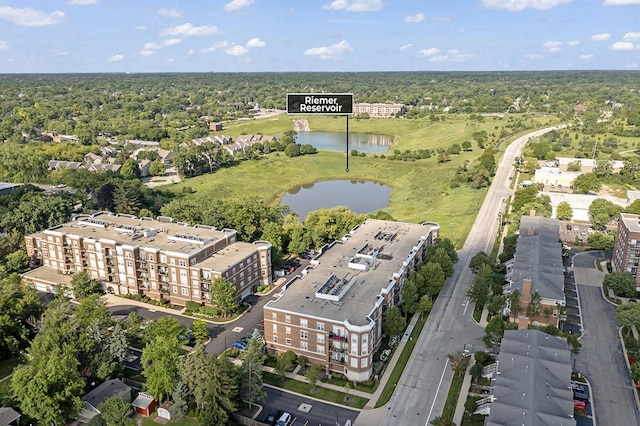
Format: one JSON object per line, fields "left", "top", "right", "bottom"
{"left": 276, "top": 412, "right": 292, "bottom": 426}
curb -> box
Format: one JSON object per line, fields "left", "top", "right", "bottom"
{"left": 618, "top": 327, "right": 640, "bottom": 421}
{"left": 263, "top": 384, "right": 365, "bottom": 412}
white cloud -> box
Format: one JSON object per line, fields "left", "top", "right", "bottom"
{"left": 604, "top": 0, "right": 640, "bottom": 5}
{"left": 0, "top": 6, "right": 64, "bottom": 26}
{"left": 418, "top": 47, "right": 441, "bottom": 56}
{"left": 623, "top": 32, "right": 640, "bottom": 41}
{"left": 611, "top": 41, "right": 635, "bottom": 50}
{"left": 0, "top": 41, "right": 9, "bottom": 50}
{"left": 202, "top": 47, "right": 216, "bottom": 53}
{"left": 158, "top": 8, "right": 182, "bottom": 18}
{"left": 144, "top": 42, "right": 160, "bottom": 50}
{"left": 525, "top": 53, "right": 543, "bottom": 59}
{"left": 429, "top": 51, "right": 473, "bottom": 62}
{"left": 246, "top": 37, "right": 265, "bottom": 48}
{"left": 404, "top": 13, "right": 424, "bottom": 23}
{"left": 135, "top": 25, "right": 146, "bottom": 31}
{"left": 187, "top": 49, "right": 195, "bottom": 55}
{"left": 567, "top": 40, "right": 580, "bottom": 46}
{"left": 590, "top": 33, "right": 611, "bottom": 41}
{"left": 543, "top": 40, "right": 563, "bottom": 52}
{"left": 323, "top": 0, "right": 383, "bottom": 12}
{"left": 139, "top": 50, "right": 154, "bottom": 56}
{"left": 163, "top": 38, "right": 182, "bottom": 47}
{"left": 303, "top": 40, "right": 354, "bottom": 60}
{"left": 162, "top": 23, "right": 220, "bottom": 37}
{"left": 579, "top": 54, "right": 594, "bottom": 59}
{"left": 481, "top": 0, "right": 572, "bottom": 10}
{"left": 225, "top": 45, "right": 249, "bottom": 56}
{"left": 66, "top": 0, "right": 99, "bottom": 5}
{"left": 399, "top": 43, "right": 413, "bottom": 50}
{"left": 224, "top": 0, "right": 255, "bottom": 11}
{"left": 109, "top": 54, "right": 124, "bottom": 62}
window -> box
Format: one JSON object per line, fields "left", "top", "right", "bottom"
{"left": 193, "top": 290, "right": 199, "bottom": 297}
{"left": 170, "top": 258, "right": 176, "bottom": 265}
{"left": 273, "top": 336, "right": 278, "bottom": 343}
{"left": 317, "top": 322, "right": 325, "bottom": 331}
{"left": 179, "top": 260, "right": 186, "bottom": 267}
{"left": 317, "top": 346, "right": 325, "bottom": 355}
{"left": 148, "top": 254, "right": 154, "bottom": 261}
{"left": 351, "top": 358, "right": 358, "bottom": 368}
{"left": 285, "top": 315, "right": 291, "bottom": 323}
{"left": 361, "top": 358, "right": 368, "bottom": 368}
{"left": 317, "top": 334, "right": 325, "bottom": 344}
{"left": 172, "top": 286, "right": 178, "bottom": 294}
{"left": 272, "top": 312, "right": 277, "bottom": 321}
{"left": 272, "top": 324, "right": 278, "bottom": 333}
{"left": 125, "top": 252, "right": 131, "bottom": 258}
{"left": 181, "top": 288, "right": 189, "bottom": 296}
{"left": 285, "top": 327, "right": 291, "bottom": 335}
{"left": 160, "top": 255, "right": 167, "bottom": 263}
{"left": 300, "top": 342, "right": 308, "bottom": 351}
{"left": 300, "top": 319, "right": 308, "bottom": 328}
{"left": 300, "top": 331, "right": 308, "bottom": 340}
{"left": 286, "top": 338, "right": 291, "bottom": 346}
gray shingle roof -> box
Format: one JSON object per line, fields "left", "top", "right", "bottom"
{"left": 486, "top": 329, "right": 575, "bottom": 426}
{"left": 511, "top": 216, "right": 565, "bottom": 301}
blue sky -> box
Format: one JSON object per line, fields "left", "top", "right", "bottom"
{"left": 1, "top": 0, "right": 640, "bottom": 73}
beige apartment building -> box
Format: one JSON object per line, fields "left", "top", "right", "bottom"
{"left": 263, "top": 219, "right": 440, "bottom": 381}
{"left": 353, "top": 103, "right": 406, "bottom": 117}
{"left": 613, "top": 213, "right": 640, "bottom": 285}
{"left": 22, "top": 212, "right": 272, "bottom": 305}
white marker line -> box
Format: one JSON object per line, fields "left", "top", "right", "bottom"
{"left": 426, "top": 358, "right": 449, "bottom": 424}
{"left": 462, "top": 300, "right": 469, "bottom": 316}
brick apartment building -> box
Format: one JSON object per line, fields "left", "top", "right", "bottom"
{"left": 263, "top": 219, "right": 440, "bottom": 381}
{"left": 22, "top": 212, "right": 272, "bottom": 305}
{"left": 353, "top": 103, "right": 406, "bottom": 118}
{"left": 506, "top": 215, "right": 566, "bottom": 327}
{"left": 613, "top": 213, "right": 640, "bottom": 285}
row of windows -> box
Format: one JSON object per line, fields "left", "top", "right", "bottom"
{"left": 272, "top": 337, "right": 369, "bottom": 368}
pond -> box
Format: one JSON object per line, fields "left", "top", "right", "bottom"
{"left": 280, "top": 180, "right": 392, "bottom": 220}
{"left": 295, "top": 131, "right": 392, "bottom": 153}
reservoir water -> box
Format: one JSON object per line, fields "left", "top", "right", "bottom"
{"left": 280, "top": 180, "right": 392, "bottom": 220}
{"left": 295, "top": 131, "right": 392, "bottom": 153}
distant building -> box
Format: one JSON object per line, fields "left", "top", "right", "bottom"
{"left": 78, "top": 379, "right": 131, "bottom": 421}
{"left": 209, "top": 122, "right": 223, "bottom": 132}
{"left": 505, "top": 215, "right": 565, "bottom": 327}
{"left": 556, "top": 157, "right": 624, "bottom": 173}
{"left": 533, "top": 167, "right": 581, "bottom": 189}
{"left": 612, "top": 213, "right": 640, "bottom": 286}
{"left": 353, "top": 103, "right": 406, "bottom": 118}
{"left": 22, "top": 212, "right": 272, "bottom": 306}
{"left": 480, "top": 329, "right": 575, "bottom": 425}
{"left": 0, "top": 406, "right": 21, "bottom": 426}
{"left": 263, "top": 219, "right": 439, "bottom": 381}
{"left": 0, "top": 183, "right": 20, "bottom": 196}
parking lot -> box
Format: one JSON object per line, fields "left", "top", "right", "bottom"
{"left": 559, "top": 223, "right": 594, "bottom": 244}
{"left": 561, "top": 253, "right": 582, "bottom": 336}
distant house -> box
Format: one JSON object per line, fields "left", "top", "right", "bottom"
{"left": 78, "top": 379, "right": 131, "bottom": 421}
{"left": 0, "top": 183, "right": 20, "bottom": 196}
{"left": 85, "top": 163, "right": 122, "bottom": 173}
{"left": 209, "top": 122, "right": 223, "bottom": 132}
{"left": 0, "top": 406, "right": 21, "bottom": 426}
{"left": 48, "top": 160, "right": 84, "bottom": 171}
{"left": 138, "top": 159, "right": 152, "bottom": 177}
{"left": 132, "top": 392, "right": 156, "bottom": 417}
{"left": 83, "top": 153, "right": 103, "bottom": 164}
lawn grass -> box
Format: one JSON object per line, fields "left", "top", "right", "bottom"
{"left": 441, "top": 374, "right": 465, "bottom": 422}
{"left": 0, "top": 358, "right": 21, "bottom": 379}
{"left": 138, "top": 413, "right": 199, "bottom": 426}
{"left": 374, "top": 315, "right": 427, "bottom": 408}
{"left": 262, "top": 371, "right": 368, "bottom": 409}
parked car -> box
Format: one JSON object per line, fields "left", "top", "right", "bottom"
{"left": 574, "top": 391, "right": 589, "bottom": 401}
{"left": 266, "top": 408, "right": 281, "bottom": 425}
{"left": 276, "top": 412, "right": 292, "bottom": 426}
{"left": 570, "top": 381, "right": 586, "bottom": 392}
{"left": 232, "top": 341, "right": 248, "bottom": 351}
{"left": 573, "top": 399, "right": 586, "bottom": 411}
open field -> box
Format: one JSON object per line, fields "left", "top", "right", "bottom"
{"left": 165, "top": 114, "right": 561, "bottom": 246}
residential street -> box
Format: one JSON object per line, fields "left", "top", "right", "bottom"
{"left": 375, "top": 126, "right": 563, "bottom": 426}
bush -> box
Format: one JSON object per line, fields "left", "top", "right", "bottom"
{"left": 474, "top": 351, "right": 488, "bottom": 364}
{"left": 283, "top": 350, "right": 298, "bottom": 365}
{"left": 186, "top": 301, "right": 202, "bottom": 312}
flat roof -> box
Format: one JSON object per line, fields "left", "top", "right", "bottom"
{"left": 620, "top": 213, "right": 640, "bottom": 233}
{"left": 42, "top": 212, "right": 235, "bottom": 256}
{"left": 22, "top": 266, "right": 72, "bottom": 286}
{"left": 196, "top": 241, "right": 262, "bottom": 271}
{"left": 267, "top": 219, "right": 437, "bottom": 326}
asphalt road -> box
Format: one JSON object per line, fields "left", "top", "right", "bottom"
{"left": 261, "top": 387, "right": 359, "bottom": 426}
{"left": 378, "top": 126, "right": 563, "bottom": 426}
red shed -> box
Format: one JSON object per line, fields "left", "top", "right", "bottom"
{"left": 132, "top": 392, "right": 156, "bottom": 417}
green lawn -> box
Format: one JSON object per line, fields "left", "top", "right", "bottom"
{"left": 374, "top": 315, "right": 427, "bottom": 408}
{"left": 262, "top": 371, "right": 368, "bottom": 409}
{"left": 441, "top": 374, "right": 465, "bottom": 421}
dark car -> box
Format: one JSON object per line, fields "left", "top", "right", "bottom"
{"left": 266, "top": 408, "right": 280, "bottom": 425}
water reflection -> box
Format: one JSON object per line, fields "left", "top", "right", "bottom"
{"left": 294, "top": 131, "right": 392, "bottom": 153}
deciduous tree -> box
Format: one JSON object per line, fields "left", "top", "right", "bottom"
{"left": 141, "top": 336, "right": 181, "bottom": 403}
{"left": 383, "top": 306, "right": 406, "bottom": 337}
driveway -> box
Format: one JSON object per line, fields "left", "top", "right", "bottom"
{"left": 572, "top": 252, "right": 640, "bottom": 425}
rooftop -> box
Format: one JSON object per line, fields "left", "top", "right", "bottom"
{"left": 196, "top": 241, "right": 266, "bottom": 271}
{"left": 39, "top": 212, "right": 236, "bottom": 256}
{"left": 487, "top": 329, "right": 575, "bottom": 426}
{"left": 83, "top": 379, "right": 130, "bottom": 409}
{"left": 266, "top": 219, "right": 437, "bottom": 326}
{"left": 620, "top": 212, "right": 640, "bottom": 233}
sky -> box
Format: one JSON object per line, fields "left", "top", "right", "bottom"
{"left": 1, "top": 0, "right": 640, "bottom": 73}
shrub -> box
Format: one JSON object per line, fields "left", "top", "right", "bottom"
{"left": 186, "top": 301, "right": 202, "bottom": 312}
{"left": 474, "top": 351, "right": 488, "bottom": 364}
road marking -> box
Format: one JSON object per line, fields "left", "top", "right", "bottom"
{"left": 462, "top": 300, "right": 469, "bottom": 316}
{"left": 426, "top": 358, "right": 449, "bottom": 424}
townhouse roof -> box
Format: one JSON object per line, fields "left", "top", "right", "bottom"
{"left": 37, "top": 212, "right": 237, "bottom": 256}
{"left": 83, "top": 379, "right": 131, "bottom": 409}
{"left": 265, "top": 219, "right": 438, "bottom": 326}
{"left": 487, "top": 329, "right": 575, "bottom": 426}
{"left": 511, "top": 216, "right": 565, "bottom": 302}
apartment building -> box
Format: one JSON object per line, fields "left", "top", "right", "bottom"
{"left": 353, "top": 103, "right": 406, "bottom": 118}
{"left": 506, "top": 215, "right": 565, "bottom": 327}
{"left": 613, "top": 213, "right": 640, "bottom": 285}
{"left": 263, "top": 219, "right": 440, "bottom": 381}
{"left": 22, "top": 212, "right": 272, "bottom": 305}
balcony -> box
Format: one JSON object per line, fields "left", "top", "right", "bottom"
{"left": 328, "top": 332, "right": 347, "bottom": 341}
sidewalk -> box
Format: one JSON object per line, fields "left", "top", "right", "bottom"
{"left": 452, "top": 361, "right": 474, "bottom": 426}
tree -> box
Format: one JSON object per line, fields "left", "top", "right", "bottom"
{"left": 527, "top": 291, "right": 542, "bottom": 317}
{"left": 447, "top": 350, "right": 470, "bottom": 377}
{"left": 508, "top": 289, "right": 521, "bottom": 319}
{"left": 99, "top": 396, "right": 134, "bottom": 426}
{"left": 383, "top": 306, "right": 406, "bottom": 337}
{"left": 616, "top": 303, "right": 640, "bottom": 331}
{"left": 567, "top": 160, "right": 582, "bottom": 171}
{"left": 148, "top": 160, "right": 166, "bottom": 176}
{"left": 275, "top": 352, "right": 292, "bottom": 382}
{"left": 587, "top": 232, "right": 615, "bottom": 250}
{"left": 112, "top": 181, "right": 142, "bottom": 215}
{"left": 240, "top": 336, "right": 267, "bottom": 408}
{"left": 483, "top": 315, "right": 507, "bottom": 351}
{"left": 401, "top": 279, "right": 419, "bottom": 316}
{"left": 431, "top": 247, "right": 454, "bottom": 277}
{"left": 119, "top": 158, "right": 142, "bottom": 180}
{"left": 171, "top": 381, "right": 189, "bottom": 419}
{"left": 589, "top": 198, "right": 622, "bottom": 230}
{"left": 469, "top": 251, "right": 491, "bottom": 274}
{"left": 461, "top": 141, "right": 472, "bottom": 151}
{"left": 467, "top": 264, "right": 492, "bottom": 309}
{"left": 417, "top": 295, "right": 433, "bottom": 318}
{"left": 199, "top": 356, "right": 238, "bottom": 426}
{"left": 71, "top": 271, "right": 103, "bottom": 299}
{"left": 419, "top": 262, "right": 445, "bottom": 299}
{"left": 178, "top": 343, "right": 212, "bottom": 409}
{"left": 604, "top": 272, "right": 637, "bottom": 298}
{"left": 306, "top": 364, "right": 321, "bottom": 391}
{"left": 556, "top": 201, "right": 573, "bottom": 221}
{"left": 191, "top": 319, "right": 209, "bottom": 341}
{"left": 106, "top": 322, "right": 129, "bottom": 363}
{"left": 573, "top": 173, "right": 602, "bottom": 194}
{"left": 631, "top": 361, "right": 640, "bottom": 384}
{"left": 487, "top": 295, "right": 506, "bottom": 317}
{"left": 141, "top": 336, "right": 181, "bottom": 403}
{"left": 210, "top": 277, "right": 239, "bottom": 317}
{"left": 284, "top": 143, "right": 301, "bottom": 157}
{"left": 144, "top": 316, "right": 186, "bottom": 344}
{"left": 3, "top": 249, "right": 29, "bottom": 274}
